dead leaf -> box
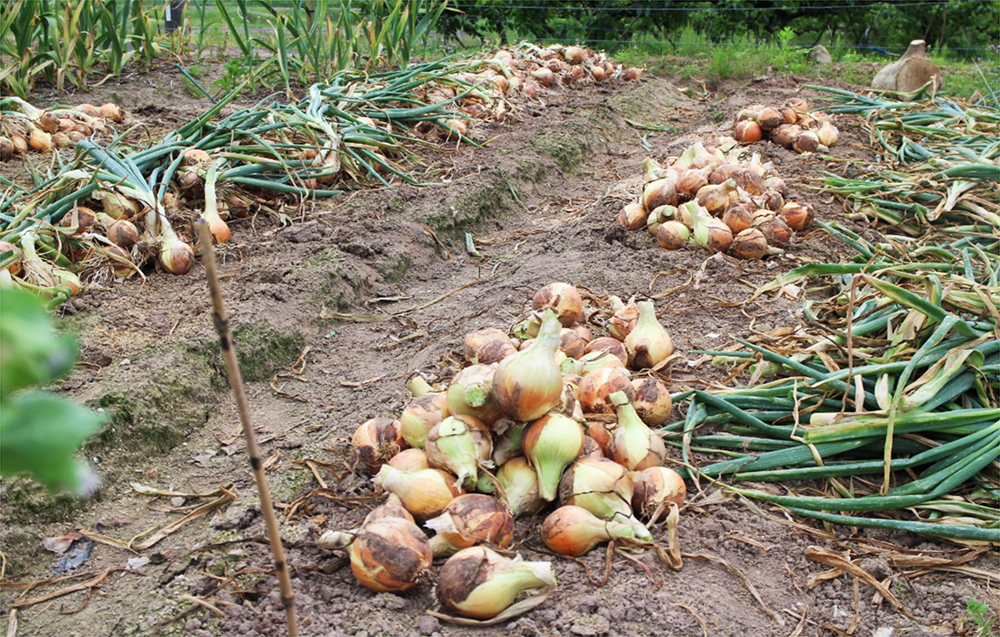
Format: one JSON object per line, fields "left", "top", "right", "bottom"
{"left": 805, "top": 546, "right": 912, "bottom": 617}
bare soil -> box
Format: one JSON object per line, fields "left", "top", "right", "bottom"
{"left": 2, "top": 62, "right": 996, "bottom": 637}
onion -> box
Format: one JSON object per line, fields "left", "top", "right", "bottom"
{"left": 464, "top": 328, "right": 513, "bottom": 364}
{"left": 656, "top": 220, "right": 690, "bottom": 250}
{"left": 816, "top": 121, "right": 840, "bottom": 147}
{"left": 389, "top": 448, "right": 430, "bottom": 473}
{"left": 201, "top": 162, "right": 230, "bottom": 244}
{"left": 734, "top": 120, "right": 763, "bottom": 143}
{"left": 675, "top": 164, "right": 713, "bottom": 200}
{"left": 447, "top": 364, "right": 503, "bottom": 426}
{"left": 578, "top": 367, "right": 634, "bottom": 414}
{"left": 793, "top": 130, "right": 821, "bottom": 153}
{"left": 400, "top": 392, "right": 449, "bottom": 448}
{"left": 752, "top": 211, "right": 792, "bottom": 248}
{"left": 532, "top": 283, "right": 583, "bottom": 327}
{"left": 695, "top": 179, "right": 738, "bottom": 216}
{"left": 59, "top": 206, "right": 97, "bottom": 236}
{"left": 11, "top": 134, "right": 27, "bottom": 154}
{"left": 96, "top": 212, "right": 140, "bottom": 249}
{"left": 426, "top": 415, "right": 490, "bottom": 489}
{"left": 541, "top": 505, "right": 650, "bottom": 556}
{"left": 631, "top": 467, "right": 686, "bottom": 519}
{"left": 729, "top": 228, "right": 769, "bottom": 260}
{"left": 424, "top": 494, "right": 514, "bottom": 558}
{"left": 642, "top": 176, "right": 679, "bottom": 211}
{"left": 760, "top": 190, "right": 785, "bottom": 212}
{"left": 351, "top": 417, "right": 406, "bottom": 474}
{"left": 590, "top": 64, "right": 606, "bottom": 81}
{"left": 631, "top": 377, "right": 673, "bottom": 426}
{"left": 623, "top": 67, "right": 643, "bottom": 80}
{"left": 530, "top": 67, "right": 554, "bottom": 87}
{"left": 581, "top": 436, "right": 604, "bottom": 459}
{"left": 583, "top": 338, "right": 628, "bottom": 366}
{"left": 52, "top": 132, "right": 71, "bottom": 148}
{"left": 735, "top": 104, "right": 765, "bottom": 123}
{"left": 780, "top": 201, "right": 814, "bottom": 232}
{"left": 608, "top": 391, "right": 666, "bottom": 471}
{"left": 523, "top": 413, "right": 584, "bottom": 501}
{"left": 154, "top": 213, "right": 194, "bottom": 275}
{"left": 374, "top": 465, "right": 462, "bottom": 522}
{"left": 607, "top": 305, "right": 638, "bottom": 341}
{"left": 771, "top": 124, "right": 801, "bottom": 149}
{"left": 645, "top": 204, "right": 678, "bottom": 235}
{"left": 779, "top": 106, "right": 798, "bottom": 125}
{"left": 558, "top": 457, "right": 639, "bottom": 524}
{"left": 493, "top": 311, "right": 564, "bottom": 421}
{"left": 722, "top": 203, "right": 753, "bottom": 235}
{"left": 99, "top": 103, "right": 123, "bottom": 122}
{"left": 365, "top": 492, "right": 416, "bottom": 524}
{"left": 558, "top": 328, "right": 586, "bottom": 359}
{"left": 349, "top": 517, "right": 432, "bottom": 593}
{"left": 496, "top": 457, "right": 545, "bottom": 517}
{"left": 625, "top": 300, "right": 673, "bottom": 370}
{"left": 786, "top": 97, "right": 810, "bottom": 115}
{"left": 437, "top": 547, "right": 555, "bottom": 620}
{"left": 28, "top": 126, "right": 52, "bottom": 152}
{"left": 757, "top": 107, "right": 784, "bottom": 130}
{"left": 709, "top": 162, "right": 741, "bottom": 185}
{"left": 563, "top": 45, "right": 585, "bottom": 64}
{"left": 0, "top": 137, "right": 13, "bottom": 161}
{"left": 617, "top": 201, "right": 647, "bottom": 230}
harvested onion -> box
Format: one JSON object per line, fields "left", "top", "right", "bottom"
{"left": 350, "top": 517, "right": 432, "bottom": 593}
{"left": 625, "top": 301, "right": 673, "bottom": 370}
{"left": 351, "top": 417, "right": 405, "bottom": 474}
{"left": 424, "top": 494, "right": 514, "bottom": 557}
{"left": 437, "top": 546, "right": 555, "bottom": 619}
{"left": 493, "top": 311, "right": 564, "bottom": 421}
{"left": 532, "top": 282, "right": 583, "bottom": 327}
{"left": 523, "top": 413, "right": 584, "bottom": 501}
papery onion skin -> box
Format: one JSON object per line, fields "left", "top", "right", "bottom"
{"left": 734, "top": 120, "right": 763, "bottom": 143}
{"left": 578, "top": 367, "right": 634, "bottom": 414}
{"left": 625, "top": 301, "right": 673, "bottom": 370}
{"left": 631, "top": 466, "right": 687, "bottom": 519}
{"left": 464, "top": 327, "right": 514, "bottom": 364}
{"left": 617, "top": 202, "right": 647, "bottom": 231}
{"left": 437, "top": 546, "right": 556, "bottom": 620}
{"left": 400, "top": 392, "right": 449, "bottom": 449}
{"left": 779, "top": 201, "right": 814, "bottom": 232}
{"left": 532, "top": 283, "right": 584, "bottom": 327}
{"left": 607, "top": 305, "right": 638, "bottom": 342}
{"left": 388, "top": 448, "right": 431, "bottom": 474}
{"left": 722, "top": 203, "right": 752, "bottom": 235}
{"left": 729, "top": 228, "right": 769, "bottom": 260}
{"left": 349, "top": 517, "right": 432, "bottom": 593}
{"left": 424, "top": 494, "right": 514, "bottom": 557}
{"left": 656, "top": 220, "right": 690, "bottom": 250}
{"left": 375, "top": 465, "right": 463, "bottom": 522}
{"left": 352, "top": 417, "right": 406, "bottom": 474}
{"left": 365, "top": 492, "right": 416, "bottom": 524}
{"left": 493, "top": 312, "right": 564, "bottom": 421}
{"left": 631, "top": 377, "right": 673, "bottom": 426}
{"left": 584, "top": 337, "right": 629, "bottom": 365}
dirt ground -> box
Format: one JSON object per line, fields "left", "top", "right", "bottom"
{"left": 1, "top": 60, "right": 997, "bottom": 637}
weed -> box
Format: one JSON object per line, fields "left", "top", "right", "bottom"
{"left": 967, "top": 597, "right": 998, "bottom": 637}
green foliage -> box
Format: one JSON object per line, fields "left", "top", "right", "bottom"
{"left": 0, "top": 288, "right": 105, "bottom": 493}
{"left": 967, "top": 597, "right": 998, "bottom": 637}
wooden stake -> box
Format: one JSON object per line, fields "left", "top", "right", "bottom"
{"left": 197, "top": 221, "right": 299, "bottom": 637}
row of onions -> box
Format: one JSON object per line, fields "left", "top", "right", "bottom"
{"left": 665, "top": 88, "right": 999, "bottom": 544}
{"left": 731, "top": 97, "right": 840, "bottom": 154}
{"left": 0, "top": 97, "right": 123, "bottom": 159}
{"left": 617, "top": 137, "right": 815, "bottom": 259}
{"left": 0, "top": 44, "right": 646, "bottom": 307}
{"left": 327, "top": 282, "right": 686, "bottom": 620}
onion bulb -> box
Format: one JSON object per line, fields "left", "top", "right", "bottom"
{"left": 793, "top": 130, "right": 820, "bottom": 154}
{"left": 578, "top": 367, "right": 633, "bottom": 413}
{"left": 0, "top": 137, "right": 12, "bottom": 161}
{"left": 722, "top": 203, "right": 753, "bottom": 235}
{"left": 541, "top": 505, "right": 651, "bottom": 556}
{"left": 437, "top": 546, "right": 556, "bottom": 620}
{"left": 426, "top": 415, "right": 489, "bottom": 489}
{"left": 623, "top": 67, "right": 643, "bottom": 80}
{"left": 609, "top": 390, "right": 666, "bottom": 471}
{"left": 757, "top": 107, "right": 784, "bottom": 131}
{"left": 645, "top": 204, "right": 678, "bottom": 235}
{"left": 374, "top": 465, "right": 462, "bottom": 522}
{"left": 530, "top": 67, "right": 554, "bottom": 87}
{"left": 816, "top": 121, "right": 839, "bottom": 147}
{"left": 96, "top": 212, "right": 139, "bottom": 249}
{"left": 447, "top": 364, "right": 503, "bottom": 426}
{"left": 780, "top": 201, "right": 814, "bottom": 232}
{"left": 154, "top": 212, "right": 194, "bottom": 275}
{"left": 532, "top": 282, "right": 583, "bottom": 327}
{"left": 676, "top": 165, "right": 713, "bottom": 200}
{"left": 581, "top": 436, "right": 604, "bottom": 459}
{"left": 351, "top": 417, "right": 405, "bottom": 474}
{"left": 201, "top": 162, "right": 230, "bottom": 244}
{"left": 617, "top": 202, "right": 647, "bottom": 230}
{"left": 607, "top": 304, "right": 638, "bottom": 341}
{"left": 734, "top": 119, "right": 763, "bottom": 143}
{"left": 59, "top": 206, "right": 97, "bottom": 236}
{"left": 349, "top": 517, "right": 432, "bottom": 593}
{"left": 492, "top": 421, "right": 526, "bottom": 466}
{"left": 559, "top": 328, "right": 586, "bottom": 359}
{"left": 496, "top": 457, "right": 545, "bottom": 517}
{"left": 656, "top": 221, "right": 690, "bottom": 250}
{"left": 463, "top": 328, "right": 514, "bottom": 364}
{"left": 631, "top": 377, "right": 673, "bottom": 426}
{"left": 424, "top": 494, "right": 514, "bottom": 558}
{"left": 729, "top": 228, "right": 769, "bottom": 260}
{"left": 631, "top": 467, "right": 686, "bottom": 519}
{"left": 752, "top": 210, "right": 792, "bottom": 248}
{"left": 558, "top": 457, "right": 642, "bottom": 527}
{"left": 625, "top": 300, "right": 673, "bottom": 370}
{"left": 523, "top": 413, "right": 584, "bottom": 501}
{"left": 493, "top": 311, "right": 564, "bottom": 421}
{"left": 563, "top": 45, "right": 585, "bottom": 64}
{"left": 388, "top": 448, "right": 430, "bottom": 473}
{"left": 583, "top": 339, "right": 628, "bottom": 368}
{"left": 99, "top": 102, "right": 123, "bottom": 122}
{"left": 400, "top": 392, "right": 449, "bottom": 448}
{"left": 642, "top": 176, "right": 678, "bottom": 212}
{"left": 771, "top": 124, "right": 801, "bottom": 149}
{"left": 695, "top": 179, "right": 738, "bottom": 216}
{"left": 92, "top": 189, "right": 139, "bottom": 220}
{"left": 585, "top": 420, "right": 614, "bottom": 456}
{"left": 28, "top": 126, "right": 52, "bottom": 152}
{"left": 366, "top": 492, "right": 416, "bottom": 524}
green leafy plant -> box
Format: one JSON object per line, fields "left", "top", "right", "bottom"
{"left": 967, "top": 597, "right": 999, "bottom": 637}
{"left": 0, "top": 288, "right": 105, "bottom": 493}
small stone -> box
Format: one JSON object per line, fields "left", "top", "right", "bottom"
{"left": 383, "top": 594, "right": 406, "bottom": 611}
{"left": 417, "top": 615, "right": 440, "bottom": 635}
{"left": 808, "top": 44, "right": 833, "bottom": 64}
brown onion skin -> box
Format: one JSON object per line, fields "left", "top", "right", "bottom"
{"left": 607, "top": 306, "right": 638, "bottom": 342}
{"left": 771, "top": 124, "right": 801, "bottom": 149}
{"left": 580, "top": 436, "right": 604, "bottom": 459}
{"left": 578, "top": 368, "right": 634, "bottom": 414}
{"left": 352, "top": 418, "right": 406, "bottom": 474}
{"left": 734, "top": 120, "right": 763, "bottom": 143}
{"left": 559, "top": 328, "right": 587, "bottom": 359}
{"left": 585, "top": 420, "right": 614, "bottom": 456}
{"left": 349, "top": 517, "right": 432, "bottom": 593}
{"left": 729, "top": 228, "right": 769, "bottom": 260}
{"left": 793, "top": 131, "right": 820, "bottom": 153}
{"left": 433, "top": 494, "right": 515, "bottom": 550}
{"left": 532, "top": 282, "right": 583, "bottom": 327}
{"left": 780, "top": 201, "right": 814, "bottom": 232}
{"left": 722, "top": 203, "right": 752, "bottom": 235}
{"left": 753, "top": 213, "right": 792, "bottom": 248}
{"left": 656, "top": 221, "right": 690, "bottom": 250}
{"left": 584, "top": 337, "right": 629, "bottom": 365}
{"left": 631, "top": 377, "right": 673, "bottom": 426}
{"left": 476, "top": 338, "right": 518, "bottom": 365}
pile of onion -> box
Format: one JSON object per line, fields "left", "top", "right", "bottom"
{"left": 331, "top": 282, "right": 689, "bottom": 617}
{"left": 733, "top": 99, "right": 840, "bottom": 153}
{"left": 617, "top": 137, "right": 816, "bottom": 259}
